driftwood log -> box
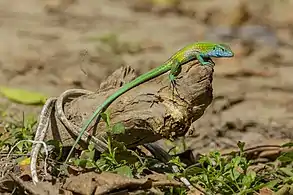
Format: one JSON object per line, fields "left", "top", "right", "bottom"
{"left": 45, "top": 59, "right": 214, "bottom": 150}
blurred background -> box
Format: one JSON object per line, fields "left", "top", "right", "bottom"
{"left": 1, "top": 0, "right": 293, "bottom": 153}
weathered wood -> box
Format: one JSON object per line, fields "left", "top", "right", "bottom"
{"left": 46, "top": 59, "right": 214, "bottom": 149}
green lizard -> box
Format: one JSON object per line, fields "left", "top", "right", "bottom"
{"left": 64, "top": 42, "right": 234, "bottom": 163}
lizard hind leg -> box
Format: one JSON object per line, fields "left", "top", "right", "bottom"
{"left": 168, "top": 61, "right": 182, "bottom": 98}
{"left": 168, "top": 60, "right": 182, "bottom": 86}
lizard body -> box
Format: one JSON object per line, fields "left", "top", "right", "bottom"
{"left": 65, "top": 42, "right": 234, "bottom": 163}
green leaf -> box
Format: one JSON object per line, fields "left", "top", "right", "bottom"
{"left": 114, "top": 165, "right": 133, "bottom": 178}
{"left": 242, "top": 171, "right": 256, "bottom": 189}
{"left": 18, "top": 157, "right": 31, "bottom": 166}
{"left": 85, "top": 161, "right": 96, "bottom": 169}
{"left": 278, "top": 151, "right": 293, "bottom": 162}
{"left": 79, "top": 146, "right": 95, "bottom": 161}
{"left": 259, "top": 179, "right": 279, "bottom": 189}
{"left": 282, "top": 142, "right": 293, "bottom": 148}
{"left": 111, "top": 123, "right": 125, "bottom": 135}
{"left": 15, "top": 156, "right": 28, "bottom": 164}
{"left": 16, "top": 142, "right": 24, "bottom": 153}
{"left": 100, "top": 111, "right": 111, "bottom": 128}
{"left": 0, "top": 86, "right": 47, "bottom": 105}
{"left": 96, "top": 158, "right": 108, "bottom": 170}
{"left": 280, "top": 167, "right": 293, "bottom": 177}
{"left": 74, "top": 159, "right": 88, "bottom": 168}
{"left": 88, "top": 143, "right": 95, "bottom": 151}
{"left": 184, "top": 164, "right": 204, "bottom": 177}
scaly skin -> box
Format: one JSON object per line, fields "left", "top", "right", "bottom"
{"left": 64, "top": 42, "right": 234, "bottom": 163}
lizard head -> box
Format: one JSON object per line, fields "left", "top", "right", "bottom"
{"left": 203, "top": 43, "right": 234, "bottom": 58}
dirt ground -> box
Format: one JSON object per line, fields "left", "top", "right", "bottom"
{"left": 1, "top": 0, "right": 293, "bottom": 154}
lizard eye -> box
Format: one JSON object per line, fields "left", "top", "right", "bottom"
{"left": 220, "top": 48, "right": 226, "bottom": 53}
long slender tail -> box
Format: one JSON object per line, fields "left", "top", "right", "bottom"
{"left": 64, "top": 106, "right": 104, "bottom": 163}
{"left": 64, "top": 62, "right": 171, "bottom": 164}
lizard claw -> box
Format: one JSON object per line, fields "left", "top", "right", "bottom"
{"left": 200, "top": 58, "right": 215, "bottom": 66}
{"left": 168, "top": 79, "right": 181, "bottom": 99}
{"left": 200, "top": 61, "right": 212, "bottom": 66}
{"left": 169, "top": 76, "right": 180, "bottom": 89}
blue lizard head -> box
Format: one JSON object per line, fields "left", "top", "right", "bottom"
{"left": 205, "top": 43, "right": 234, "bottom": 58}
